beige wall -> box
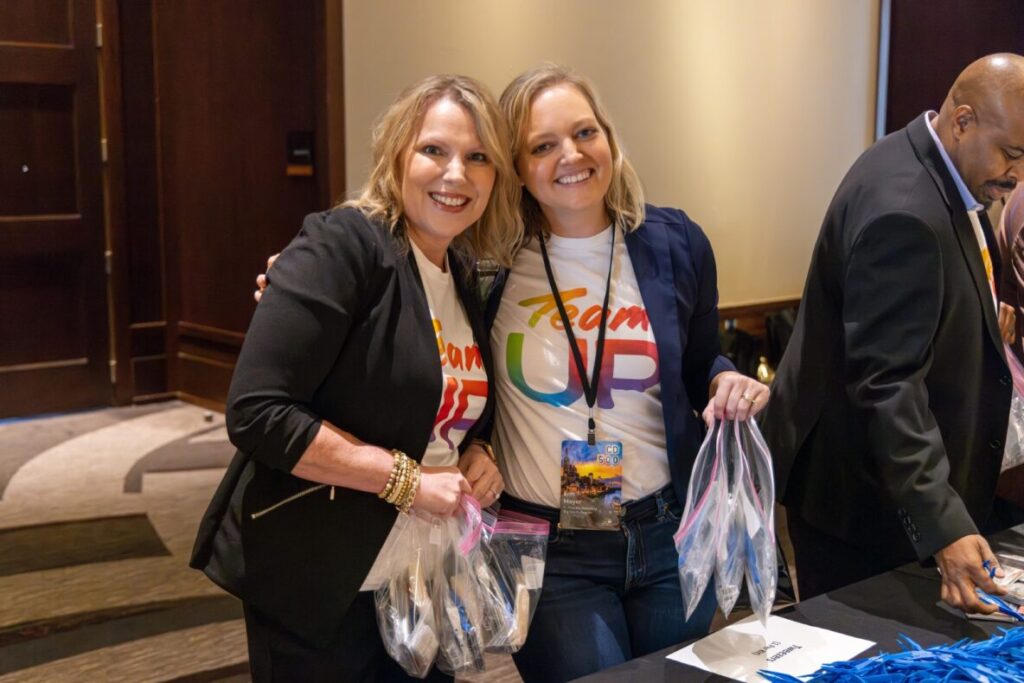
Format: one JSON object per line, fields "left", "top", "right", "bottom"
{"left": 343, "top": 0, "right": 879, "bottom": 305}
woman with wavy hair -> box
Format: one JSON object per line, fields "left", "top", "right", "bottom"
{"left": 486, "top": 64, "right": 769, "bottom": 681}
{"left": 191, "top": 74, "right": 523, "bottom": 681}
{"left": 250, "top": 65, "right": 770, "bottom": 681}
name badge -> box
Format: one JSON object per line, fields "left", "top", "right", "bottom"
{"left": 558, "top": 440, "right": 623, "bottom": 530}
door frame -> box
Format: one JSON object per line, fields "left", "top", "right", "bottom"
{"left": 99, "top": 0, "right": 345, "bottom": 410}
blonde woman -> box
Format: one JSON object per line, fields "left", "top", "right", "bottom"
{"left": 486, "top": 65, "right": 768, "bottom": 681}
{"left": 191, "top": 74, "right": 523, "bottom": 681}
{"left": 251, "top": 66, "right": 769, "bottom": 681}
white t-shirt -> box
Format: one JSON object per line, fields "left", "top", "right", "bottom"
{"left": 491, "top": 226, "right": 670, "bottom": 507}
{"left": 361, "top": 241, "right": 488, "bottom": 590}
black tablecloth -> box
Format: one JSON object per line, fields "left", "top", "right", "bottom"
{"left": 573, "top": 525, "right": 1024, "bottom": 682}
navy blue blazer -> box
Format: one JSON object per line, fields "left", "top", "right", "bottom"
{"left": 485, "top": 204, "right": 734, "bottom": 504}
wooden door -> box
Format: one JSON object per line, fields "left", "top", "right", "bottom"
{"left": 152, "top": 0, "right": 326, "bottom": 407}
{"left": 885, "top": 0, "right": 1024, "bottom": 134}
{"left": 0, "top": 0, "right": 111, "bottom": 417}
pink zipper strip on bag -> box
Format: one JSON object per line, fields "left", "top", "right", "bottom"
{"left": 673, "top": 423, "right": 725, "bottom": 545}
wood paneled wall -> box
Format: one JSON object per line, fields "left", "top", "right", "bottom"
{"left": 102, "top": 0, "right": 167, "bottom": 403}
{"left": 152, "top": 0, "right": 324, "bottom": 407}
{"left": 0, "top": 0, "right": 112, "bottom": 418}
{"left": 100, "top": 0, "right": 340, "bottom": 409}
{"left": 885, "top": 0, "right": 1024, "bottom": 133}
{"left": 719, "top": 299, "right": 800, "bottom": 347}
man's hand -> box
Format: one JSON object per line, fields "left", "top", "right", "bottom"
{"left": 999, "top": 302, "right": 1016, "bottom": 345}
{"left": 934, "top": 534, "right": 1005, "bottom": 614}
{"left": 254, "top": 254, "right": 280, "bottom": 302}
{"left": 458, "top": 444, "right": 503, "bottom": 508}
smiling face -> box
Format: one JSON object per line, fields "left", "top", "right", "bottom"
{"left": 517, "top": 84, "right": 613, "bottom": 236}
{"left": 401, "top": 97, "right": 496, "bottom": 265}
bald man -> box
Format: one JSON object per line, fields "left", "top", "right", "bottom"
{"left": 765, "top": 54, "right": 1024, "bottom": 615}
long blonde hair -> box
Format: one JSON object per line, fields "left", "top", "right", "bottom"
{"left": 500, "top": 64, "right": 645, "bottom": 236}
{"left": 344, "top": 74, "right": 523, "bottom": 266}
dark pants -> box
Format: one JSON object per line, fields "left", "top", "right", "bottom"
{"left": 503, "top": 486, "right": 717, "bottom": 683}
{"left": 786, "top": 513, "right": 907, "bottom": 600}
{"left": 789, "top": 498, "right": 1024, "bottom": 600}
{"left": 987, "top": 495, "right": 1024, "bottom": 533}
{"left": 243, "top": 592, "right": 453, "bottom": 683}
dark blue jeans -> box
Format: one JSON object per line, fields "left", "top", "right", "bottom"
{"left": 503, "top": 486, "right": 717, "bottom": 683}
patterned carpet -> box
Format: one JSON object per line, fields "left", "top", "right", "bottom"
{"left": 0, "top": 402, "right": 797, "bottom": 681}
{"left": 0, "top": 401, "right": 521, "bottom": 682}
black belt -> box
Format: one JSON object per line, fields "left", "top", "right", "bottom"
{"left": 500, "top": 483, "right": 678, "bottom": 526}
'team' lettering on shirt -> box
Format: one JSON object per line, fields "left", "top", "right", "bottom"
{"left": 432, "top": 319, "right": 483, "bottom": 371}
{"left": 518, "top": 288, "right": 650, "bottom": 332}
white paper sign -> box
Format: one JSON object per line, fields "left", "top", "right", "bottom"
{"left": 666, "top": 615, "right": 874, "bottom": 682}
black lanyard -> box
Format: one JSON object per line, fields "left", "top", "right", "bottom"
{"left": 538, "top": 226, "right": 616, "bottom": 445}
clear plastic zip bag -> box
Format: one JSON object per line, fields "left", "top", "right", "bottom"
{"left": 715, "top": 421, "right": 748, "bottom": 617}
{"left": 674, "top": 418, "right": 778, "bottom": 624}
{"left": 674, "top": 420, "right": 728, "bottom": 620}
{"left": 1003, "top": 388, "right": 1024, "bottom": 472}
{"left": 373, "top": 513, "right": 441, "bottom": 679}
{"left": 473, "top": 509, "right": 513, "bottom": 650}
{"left": 434, "top": 497, "right": 489, "bottom": 676}
{"left": 375, "top": 497, "right": 550, "bottom": 676}
{"left": 735, "top": 418, "right": 778, "bottom": 625}
{"left": 478, "top": 510, "right": 549, "bottom": 653}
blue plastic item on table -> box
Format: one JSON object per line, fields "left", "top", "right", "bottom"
{"left": 976, "top": 588, "right": 1024, "bottom": 623}
{"left": 759, "top": 627, "right": 1024, "bottom": 682}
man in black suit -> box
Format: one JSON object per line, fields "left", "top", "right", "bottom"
{"left": 766, "top": 54, "right": 1024, "bottom": 615}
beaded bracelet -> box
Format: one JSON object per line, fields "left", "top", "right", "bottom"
{"left": 380, "top": 449, "right": 408, "bottom": 503}
{"left": 379, "top": 449, "right": 421, "bottom": 513}
{"left": 397, "top": 464, "right": 421, "bottom": 514}
{"left": 379, "top": 451, "right": 402, "bottom": 501}
{"left": 388, "top": 456, "right": 411, "bottom": 505}
{"left": 386, "top": 454, "right": 411, "bottom": 505}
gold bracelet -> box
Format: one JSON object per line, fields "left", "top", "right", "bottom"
{"left": 393, "top": 463, "right": 411, "bottom": 508}
{"left": 379, "top": 460, "right": 397, "bottom": 501}
{"left": 388, "top": 458, "right": 409, "bottom": 505}
{"left": 378, "top": 450, "right": 402, "bottom": 500}
{"left": 392, "top": 456, "right": 413, "bottom": 506}
{"left": 386, "top": 453, "right": 410, "bottom": 505}
{"left": 378, "top": 448, "right": 405, "bottom": 501}
{"left": 401, "top": 464, "right": 421, "bottom": 514}
{"left": 398, "top": 462, "right": 422, "bottom": 514}
{"left": 471, "top": 438, "right": 497, "bottom": 464}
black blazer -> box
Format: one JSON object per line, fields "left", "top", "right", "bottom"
{"left": 764, "top": 114, "right": 1012, "bottom": 564}
{"left": 190, "top": 207, "right": 493, "bottom": 646}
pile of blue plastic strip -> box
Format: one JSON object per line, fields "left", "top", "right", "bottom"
{"left": 759, "top": 627, "right": 1024, "bottom": 682}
